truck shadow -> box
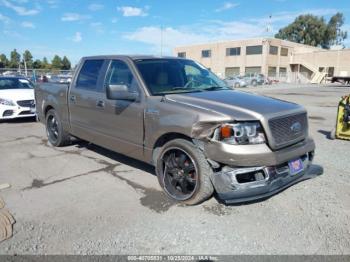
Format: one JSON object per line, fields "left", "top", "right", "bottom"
{"left": 66, "top": 140, "right": 177, "bottom": 213}
{"left": 72, "top": 139, "right": 156, "bottom": 176}
{"left": 0, "top": 116, "right": 37, "bottom": 124}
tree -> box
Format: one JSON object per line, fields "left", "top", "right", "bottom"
{"left": 51, "top": 55, "right": 62, "bottom": 69}
{"left": 42, "top": 57, "right": 50, "bottom": 69}
{"left": 33, "top": 59, "right": 42, "bottom": 69}
{"left": 61, "top": 56, "right": 71, "bottom": 70}
{"left": 0, "top": 54, "right": 9, "bottom": 68}
{"left": 275, "top": 13, "right": 348, "bottom": 48}
{"left": 9, "top": 49, "right": 21, "bottom": 68}
{"left": 324, "top": 13, "right": 348, "bottom": 48}
{"left": 23, "top": 50, "right": 33, "bottom": 68}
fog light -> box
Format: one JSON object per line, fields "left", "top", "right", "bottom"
{"left": 3, "top": 110, "right": 14, "bottom": 117}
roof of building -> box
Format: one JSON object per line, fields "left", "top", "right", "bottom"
{"left": 81, "top": 55, "right": 179, "bottom": 61}
{"left": 174, "top": 37, "right": 323, "bottom": 51}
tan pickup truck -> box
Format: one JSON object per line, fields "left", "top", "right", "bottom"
{"left": 35, "top": 56, "right": 321, "bottom": 205}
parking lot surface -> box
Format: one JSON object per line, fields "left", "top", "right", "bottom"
{"left": 0, "top": 84, "right": 350, "bottom": 255}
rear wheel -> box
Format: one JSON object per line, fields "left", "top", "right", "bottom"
{"left": 45, "top": 109, "right": 70, "bottom": 147}
{"left": 251, "top": 80, "right": 257, "bottom": 86}
{"left": 155, "top": 139, "right": 214, "bottom": 205}
{"left": 234, "top": 82, "right": 240, "bottom": 88}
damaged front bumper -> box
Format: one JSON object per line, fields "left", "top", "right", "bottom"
{"left": 210, "top": 151, "right": 323, "bottom": 204}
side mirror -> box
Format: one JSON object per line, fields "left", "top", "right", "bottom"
{"left": 106, "top": 84, "right": 139, "bottom": 101}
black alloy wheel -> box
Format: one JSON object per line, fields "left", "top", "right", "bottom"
{"left": 160, "top": 147, "right": 198, "bottom": 201}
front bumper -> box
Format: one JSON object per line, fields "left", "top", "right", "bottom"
{"left": 0, "top": 105, "right": 36, "bottom": 119}
{"left": 204, "top": 137, "right": 315, "bottom": 167}
{"left": 211, "top": 152, "right": 323, "bottom": 204}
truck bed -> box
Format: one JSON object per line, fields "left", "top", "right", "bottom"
{"left": 35, "top": 83, "right": 69, "bottom": 124}
{"left": 331, "top": 76, "right": 350, "bottom": 84}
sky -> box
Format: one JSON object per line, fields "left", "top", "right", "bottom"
{"left": 0, "top": 0, "right": 349, "bottom": 65}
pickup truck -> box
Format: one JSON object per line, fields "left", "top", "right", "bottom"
{"left": 35, "top": 55, "right": 321, "bottom": 205}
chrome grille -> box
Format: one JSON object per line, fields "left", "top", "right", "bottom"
{"left": 269, "top": 113, "right": 307, "bottom": 149}
{"left": 17, "top": 100, "right": 35, "bottom": 107}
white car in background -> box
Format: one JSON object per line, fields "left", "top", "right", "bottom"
{"left": 0, "top": 77, "right": 36, "bottom": 120}
{"left": 224, "top": 76, "right": 248, "bottom": 88}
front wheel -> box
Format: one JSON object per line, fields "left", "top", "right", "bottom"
{"left": 45, "top": 109, "right": 70, "bottom": 147}
{"left": 155, "top": 139, "right": 214, "bottom": 205}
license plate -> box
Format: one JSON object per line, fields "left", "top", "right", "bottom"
{"left": 288, "top": 158, "right": 304, "bottom": 175}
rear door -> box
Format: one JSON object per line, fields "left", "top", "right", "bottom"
{"left": 68, "top": 59, "right": 108, "bottom": 142}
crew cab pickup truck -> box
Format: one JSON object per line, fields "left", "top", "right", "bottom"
{"left": 35, "top": 56, "right": 321, "bottom": 205}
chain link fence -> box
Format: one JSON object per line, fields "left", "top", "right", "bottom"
{"left": 0, "top": 68, "right": 75, "bottom": 83}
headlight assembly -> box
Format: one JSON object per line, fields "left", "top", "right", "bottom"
{"left": 0, "top": 98, "right": 15, "bottom": 106}
{"left": 213, "top": 122, "right": 266, "bottom": 145}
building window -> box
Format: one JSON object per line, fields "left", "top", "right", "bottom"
{"left": 280, "top": 48, "right": 288, "bottom": 56}
{"left": 177, "top": 52, "right": 186, "bottom": 58}
{"left": 327, "top": 67, "right": 334, "bottom": 77}
{"left": 226, "top": 47, "right": 241, "bottom": 56}
{"left": 201, "top": 50, "right": 211, "bottom": 58}
{"left": 246, "top": 45, "right": 263, "bottom": 55}
{"left": 245, "top": 67, "right": 261, "bottom": 74}
{"left": 268, "top": 67, "right": 277, "bottom": 77}
{"left": 269, "top": 46, "right": 278, "bottom": 55}
{"left": 279, "top": 67, "right": 287, "bottom": 77}
{"left": 225, "top": 67, "right": 240, "bottom": 77}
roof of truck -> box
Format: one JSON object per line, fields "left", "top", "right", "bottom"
{"left": 81, "top": 55, "right": 183, "bottom": 61}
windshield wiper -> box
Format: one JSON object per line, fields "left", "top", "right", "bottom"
{"left": 171, "top": 87, "right": 188, "bottom": 91}
{"left": 153, "top": 88, "right": 202, "bottom": 95}
{"left": 201, "top": 86, "right": 228, "bottom": 91}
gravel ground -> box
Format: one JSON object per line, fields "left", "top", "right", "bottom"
{"left": 0, "top": 83, "right": 350, "bottom": 255}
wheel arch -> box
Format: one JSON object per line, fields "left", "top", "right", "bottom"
{"left": 152, "top": 132, "right": 193, "bottom": 164}
{"left": 44, "top": 105, "right": 55, "bottom": 117}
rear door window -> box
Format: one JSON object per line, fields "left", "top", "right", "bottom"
{"left": 76, "top": 60, "right": 104, "bottom": 90}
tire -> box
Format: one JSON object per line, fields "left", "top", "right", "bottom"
{"left": 251, "top": 80, "right": 257, "bottom": 87}
{"left": 234, "top": 83, "right": 240, "bottom": 88}
{"left": 45, "top": 109, "right": 70, "bottom": 147}
{"left": 155, "top": 139, "right": 214, "bottom": 205}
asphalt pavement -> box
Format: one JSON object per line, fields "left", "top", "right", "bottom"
{"left": 0, "top": 83, "right": 349, "bottom": 255}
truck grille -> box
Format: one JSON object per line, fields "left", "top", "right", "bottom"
{"left": 17, "top": 100, "right": 35, "bottom": 107}
{"left": 268, "top": 113, "right": 308, "bottom": 149}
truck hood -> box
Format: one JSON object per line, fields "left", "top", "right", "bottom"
{"left": 0, "top": 89, "right": 34, "bottom": 102}
{"left": 165, "top": 90, "right": 304, "bottom": 121}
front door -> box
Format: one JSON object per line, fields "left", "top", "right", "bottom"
{"left": 92, "top": 59, "right": 145, "bottom": 160}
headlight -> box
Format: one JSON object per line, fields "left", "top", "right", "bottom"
{"left": 0, "top": 98, "right": 15, "bottom": 106}
{"left": 213, "top": 122, "right": 266, "bottom": 145}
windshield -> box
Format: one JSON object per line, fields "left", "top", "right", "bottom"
{"left": 135, "top": 58, "right": 229, "bottom": 95}
{"left": 0, "top": 78, "right": 34, "bottom": 90}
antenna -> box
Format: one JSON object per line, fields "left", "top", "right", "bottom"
{"left": 160, "top": 25, "right": 163, "bottom": 57}
{"left": 266, "top": 15, "right": 272, "bottom": 33}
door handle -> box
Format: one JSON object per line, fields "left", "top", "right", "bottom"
{"left": 96, "top": 100, "right": 105, "bottom": 108}
{"left": 69, "top": 95, "right": 76, "bottom": 103}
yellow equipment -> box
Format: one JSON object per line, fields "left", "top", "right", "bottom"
{"left": 333, "top": 95, "right": 350, "bottom": 140}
